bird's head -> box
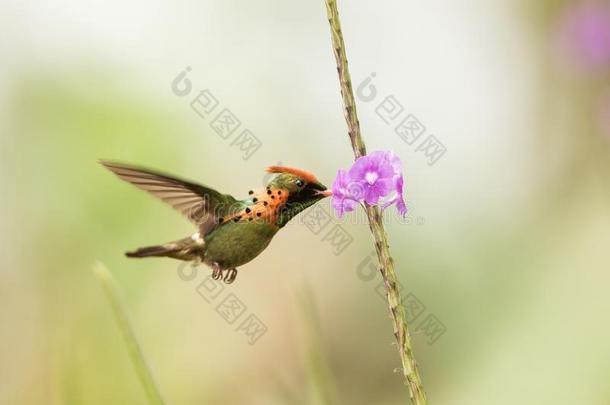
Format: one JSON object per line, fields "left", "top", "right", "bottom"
{"left": 265, "top": 166, "right": 331, "bottom": 226}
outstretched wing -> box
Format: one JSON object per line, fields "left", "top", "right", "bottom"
{"left": 101, "top": 161, "right": 239, "bottom": 234}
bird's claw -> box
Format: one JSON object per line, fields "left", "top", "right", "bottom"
{"left": 223, "top": 268, "right": 238, "bottom": 284}
{"left": 212, "top": 263, "right": 223, "bottom": 281}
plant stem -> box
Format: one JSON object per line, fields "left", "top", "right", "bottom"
{"left": 322, "top": 1, "right": 427, "bottom": 403}
{"left": 94, "top": 262, "right": 165, "bottom": 405}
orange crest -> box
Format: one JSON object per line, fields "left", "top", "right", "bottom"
{"left": 266, "top": 166, "right": 319, "bottom": 184}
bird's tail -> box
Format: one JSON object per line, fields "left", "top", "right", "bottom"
{"left": 125, "top": 245, "right": 175, "bottom": 258}
{"left": 125, "top": 236, "right": 203, "bottom": 260}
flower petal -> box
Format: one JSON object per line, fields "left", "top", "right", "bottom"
{"left": 330, "top": 151, "right": 407, "bottom": 217}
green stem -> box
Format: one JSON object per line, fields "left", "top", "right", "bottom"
{"left": 322, "top": 1, "right": 427, "bottom": 403}
{"left": 94, "top": 262, "right": 165, "bottom": 405}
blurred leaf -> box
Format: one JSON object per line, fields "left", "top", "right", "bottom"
{"left": 298, "top": 287, "right": 340, "bottom": 405}
{"left": 94, "top": 262, "right": 165, "bottom": 405}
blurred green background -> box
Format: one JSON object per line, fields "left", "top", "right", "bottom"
{"left": 2, "top": 0, "right": 610, "bottom": 404}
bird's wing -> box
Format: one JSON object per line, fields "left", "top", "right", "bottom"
{"left": 101, "top": 161, "right": 240, "bottom": 234}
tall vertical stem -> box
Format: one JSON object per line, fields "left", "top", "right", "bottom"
{"left": 323, "top": 1, "right": 427, "bottom": 403}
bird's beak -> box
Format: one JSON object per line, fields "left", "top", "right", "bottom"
{"left": 309, "top": 181, "right": 331, "bottom": 198}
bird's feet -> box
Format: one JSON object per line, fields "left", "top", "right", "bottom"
{"left": 211, "top": 263, "right": 238, "bottom": 284}
{"left": 223, "top": 268, "right": 238, "bottom": 284}
{"left": 212, "top": 262, "right": 223, "bottom": 281}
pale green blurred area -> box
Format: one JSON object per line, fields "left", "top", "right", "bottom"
{"left": 2, "top": 0, "right": 610, "bottom": 404}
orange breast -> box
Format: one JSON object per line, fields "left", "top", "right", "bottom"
{"left": 220, "top": 187, "right": 289, "bottom": 225}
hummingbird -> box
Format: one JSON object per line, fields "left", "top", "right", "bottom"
{"left": 101, "top": 161, "right": 332, "bottom": 283}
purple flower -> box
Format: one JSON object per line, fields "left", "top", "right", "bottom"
{"left": 349, "top": 150, "right": 395, "bottom": 204}
{"left": 331, "top": 150, "right": 407, "bottom": 217}
{"left": 382, "top": 174, "right": 407, "bottom": 216}
{"left": 331, "top": 169, "right": 361, "bottom": 218}
{"left": 555, "top": 2, "right": 610, "bottom": 73}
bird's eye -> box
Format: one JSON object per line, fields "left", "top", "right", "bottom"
{"left": 295, "top": 179, "right": 305, "bottom": 187}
